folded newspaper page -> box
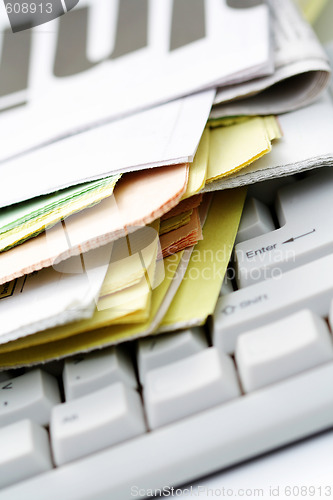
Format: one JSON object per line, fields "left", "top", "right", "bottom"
{"left": 0, "top": 0, "right": 270, "bottom": 162}
{"left": 211, "top": 0, "right": 330, "bottom": 117}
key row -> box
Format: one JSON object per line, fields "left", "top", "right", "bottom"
{"left": 2, "top": 313, "right": 333, "bottom": 491}
{"left": 1, "top": 308, "right": 333, "bottom": 436}
{"left": 0, "top": 380, "right": 145, "bottom": 489}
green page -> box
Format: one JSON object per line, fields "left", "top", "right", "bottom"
{"left": 0, "top": 175, "right": 120, "bottom": 234}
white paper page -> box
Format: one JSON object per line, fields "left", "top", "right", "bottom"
{"left": 211, "top": 59, "right": 329, "bottom": 117}
{"left": 270, "top": 0, "right": 325, "bottom": 69}
{"left": 204, "top": 92, "right": 333, "bottom": 191}
{"left": 0, "top": 0, "right": 270, "bottom": 161}
{"left": 0, "top": 90, "right": 213, "bottom": 208}
{"left": 213, "top": 0, "right": 330, "bottom": 115}
{"left": 0, "top": 244, "right": 112, "bottom": 344}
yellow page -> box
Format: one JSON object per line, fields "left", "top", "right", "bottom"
{"left": 108, "top": 295, "right": 151, "bottom": 324}
{"left": 100, "top": 220, "right": 159, "bottom": 296}
{"left": 98, "top": 275, "right": 151, "bottom": 313}
{"left": 0, "top": 252, "right": 184, "bottom": 366}
{"left": 160, "top": 188, "right": 246, "bottom": 330}
{"left": 182, "top": 128, "right": 210, "bottom": 199}
{"left": 159, "top": 210, "right": 192, "bottom": 235}
{"left": 206, "top": 117, "right": 281, "bottom": 183}
{"left": 263, "top": 116, "right": 283, "bottom": 142}
{"left": 100, "top": 253, "right": 143, "bottom": 296}
{"left": 208, "top": 116, "right": 250, "bottom": 128}
{"left": 97, "top": 242, "right": 159, "bottom": 323}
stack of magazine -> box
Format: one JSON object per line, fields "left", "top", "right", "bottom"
{"left": 0, "top": 0, "right": 331, "bottom": 367}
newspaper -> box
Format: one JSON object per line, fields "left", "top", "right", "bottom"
{"left": 211, "top": 0, "right": 330, "bottom": 117}
{"left": 0, "top": 0, "right": 271, "bottom": 163}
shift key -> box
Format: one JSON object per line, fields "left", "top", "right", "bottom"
{"left": 211, "top": 253, "right": 333, "bottom": 354}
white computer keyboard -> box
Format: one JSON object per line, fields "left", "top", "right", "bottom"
{"left": 1, "top": 167, "right": 333, "bottom": 500}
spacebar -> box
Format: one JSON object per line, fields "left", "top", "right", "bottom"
{"left": 3, "top": 362, "right": 333, "bottom": 500}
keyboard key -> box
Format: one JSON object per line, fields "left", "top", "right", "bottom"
{"left": 42, "top": 360, "right": 64, "bottom": 378}
{"left": 0, "top": 372, "right": 10, "bottom": 383}
{"left": 219, "top": 276, "right": 234, "bottom": 296}
{"left": 137, "top": 327, "right": 207, "bottom": 384}
{"left": 235, "top": 197, "right": 275, "bottom": 244}
{"left": 247, "top": 176, "right": 296, "bottom": 205}
{"left": 0, "top": 419, "right": 53, "bottom": 489}
{"left": 50, "top": 382, "right": 146, "bottom": 466}
{"left": 329, "top": 299, "right": 333, "bottom": 332}
{"left": 211, "top": 253, "right": 333, "bottom": 353}
{"left": 234, "top": 169, "right": 333, "bottom": 287}
{"left": 275, "top": 169, "right": 333, "bottom": 225}
{"left": 63, "top": 346, "right": 137, "bottom": 401}
{"left": 0, "top": 370, "right": 61, "bottom": 428}
{"left": 235, "top": 310, "right": 333, "bottom": 393}
{"left": 144, "top": 347, "right": 240, "bottom": 429}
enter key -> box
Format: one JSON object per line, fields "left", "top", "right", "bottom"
{"left": 234, "top": 169, "right": 333, "bottom": 288}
